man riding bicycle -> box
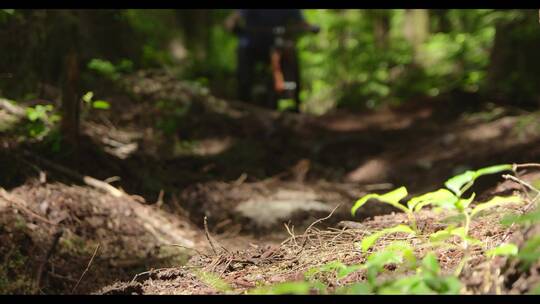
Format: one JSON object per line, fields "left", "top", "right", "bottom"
{"left": 225, "top": 9, "right": 319, "bottom": 111}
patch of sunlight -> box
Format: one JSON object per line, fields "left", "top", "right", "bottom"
{"left": 0, "top": 110, "right": 20, "bottom": 132}
{"left": 173, "top": 137, "right": 234, "bottom": 157}
{"left": 235, "top": 198, "right": 333, "bottom": 228}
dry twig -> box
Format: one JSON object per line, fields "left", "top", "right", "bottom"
{"left": 301, "top": 204, "right": 341, "bottom": 248}
{"left": 72, "top": 244, "right": 100, "bottom": 293}
{"left": 22, "top": 151, "right": 126, "bottom": 198}
{"left": 204, "top": 216, "right": 218, "bottom": 255}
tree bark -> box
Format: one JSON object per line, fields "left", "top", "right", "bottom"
{"left": 403, "top": 9, "right": 430, "bottom": 64}
{"left": 368, "top": 10, "right": 391, "bottom": 50}
{"left": 177, "top": 9, "right": 213, "bottom": 62}
{"left": 485, "top": 10, "right": 540, "bottom": 104}
{"left": 60, "top": 29, "right": 81, "bottom": 163}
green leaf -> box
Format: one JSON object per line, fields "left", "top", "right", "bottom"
{"left": 26, "top": 109, "right": 40, "bottom": 121}
{"left": 407, "top": 188, "right": 458, "bottom": 212}
{"left": 92, "top": 100, "right": 110, "bottom": 110}
{"left": 193, "top": 270, "right": 231, "bottom": 292}
{"left": 429, "top": 226, "right": 480, "bottom": 245}
{"left": 441, "top": 213, "right": 465, "bottom": 225}
{"left": 336, "top": 282, "right": 372, "bottom": 294}
{"left": 304, "top": 260, "right": 347, "bottom": 279}
{"left": 387, "top": 241, "right": 417, "bottom": 268}
{"left": 475, "top": 164, "right": 513, "bottom": 176}
{"left": 82, "top": 91, "right": 94, "bottom": 103}
{"left": 421, "top": 252, "right": 440, "bottom": 274}
{"left": 352, "top": 187, "right": 408, "bottom": 216}
{"left": 429, "top": 225, "right": 456, "bottom": 243}
{"left": 365, "top": 250, "right": 402, "bottom": 282}
{"left": 251, "top": 281, "right": 313, "bottom": 295}
{"left": 501, "top": 208, "right": 540, "bottom": 226}
{"left": 337, "top": 265, "right": 363, "bottom": 279}
{"left": 486, "top": 243, "right": 518, "bottom": 258}
{"left": 445, "top": 170, "right": 475, "bottom": 196}
{"left": 471, "top": 195, "right": 523, "bottom": 218}
{"left": 529, "top": 282, "right": 540, "bottom": 295}
{"left": 451, "top": 227, "right": 483, "bottom": 246}
{"left": 517, "top": 236, "right": 540, "bottom": 267}
{"left": 455, "top": 193, "right": 476, "bottom": 212}
{"left": 444, "top": 164, "right": 512, "bottom": 196}
{"left": 379, "top": 276, "right": 427, "bottom": 294}
{"left": 361, "top": 224, "right": 415, "bottom": 253}
{"left": 423, "top": 276, "right": 462, "bottom": 294}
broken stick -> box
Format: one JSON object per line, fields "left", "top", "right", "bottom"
{"left": 22, "top": 150, "right": 125, "bottom": 198}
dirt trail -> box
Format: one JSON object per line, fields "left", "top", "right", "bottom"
{"left": 2, "top": 70, "right": 540, "bottom": 294}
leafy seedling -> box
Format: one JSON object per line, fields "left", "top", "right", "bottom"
{"left": 444, "top": 164, "right": 512, "bottom": 197}
{"left": 359, "top": 225, "right": 415, "bottom": 253}
{"left": 377, "top": 253, "right": 461, "bottom": 295}
{"left": 486, "top": 243, "right": 519, "bottom": 258}
{"left": 249, "top": 281, "right": 327, "bottom": 295}
{"left": 352, "top": 187, "right": 417, "bottom": 230}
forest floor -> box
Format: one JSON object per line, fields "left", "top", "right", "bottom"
{"left": 1, "top": 69, "right": 540, "bottom": 294}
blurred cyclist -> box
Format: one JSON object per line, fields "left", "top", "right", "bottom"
{"left": 225, "top": 9, "right": 319, "bottom": 110}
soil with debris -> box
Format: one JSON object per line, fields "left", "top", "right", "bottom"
{"left": 1, "top": 69, "right": 540, "bottom": 294}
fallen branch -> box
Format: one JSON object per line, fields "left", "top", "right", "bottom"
{"left": 502, "top": 174, "right": 540, "bottom": 195}
{"left": 22, "top": 150, "right": 126, "bottom": 198}
{"left": 72, "top": 244, "right": 100, "bottom": 293}
{"left": 0, "top": 98, "right": 26, "bottom": 117}
{"left": 513, "top": 163, "right": 540, "bottom": 170}
{"left": 499, "top": 174, "right": 540, "bottom": 244}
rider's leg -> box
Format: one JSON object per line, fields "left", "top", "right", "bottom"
{"left": 291, "top": 47, "right": 301, "bottom": 112}
{"left": 280, "top": 47, "right": 301, "bottom": 112}
{"left": 252, "top": 46, "right": 275, "bottom": 109}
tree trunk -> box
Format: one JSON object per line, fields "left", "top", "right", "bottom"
{"left": 369, "top": 10, "right": 391, "bottom": 50}
{"left": 177, "top": 9, "right": 212, "bottom": 62}
{"left": 403, "top": 9, "right": 430, "bottom": 64}
{"left": 60, "top": 20, "right": 81, "bottom": 164}
{"left": 431, "top": 9, "right": 451, "bottom": 33}
{"left": 485, "top": 10, "right": 540, "bottom": 104}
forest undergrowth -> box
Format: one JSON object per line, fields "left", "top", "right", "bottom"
{"left": 1, "top": 70, "right": 540, "bottom": 294}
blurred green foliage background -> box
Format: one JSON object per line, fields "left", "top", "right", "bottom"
{"left": 1, "top": 9, "right": 539, "bottom": 114}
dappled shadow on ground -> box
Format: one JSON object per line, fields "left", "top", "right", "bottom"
{"left": 3, "top": 72, "right": 540, "bottom": 233}
{"left": 2, "top": 70, "right": 540, "bottom": 294}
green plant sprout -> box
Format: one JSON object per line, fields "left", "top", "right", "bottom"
{"left": 358, "top": 225, "right": 415, "bottom": 253}
{"left": 258, "top": 244, "right": 456, "bottom": 294}
{"left": 25, "top": 104, "right": 60, "bottom": 138}
{"left": 82, "top": 91, "right": 110, "bottom": 110}
{"left": 192, "top": 269, "right": 232, "bottom": 293}
{"left": 251, "top": 164, "right": 533, "bottom": 295}
{"left": 486, "top": 243, "right": 518, "bottom": 258}
{"left": 352, "top": 164, "right": 525, "bottom": 277}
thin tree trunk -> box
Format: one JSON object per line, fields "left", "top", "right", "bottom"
{"left": 60, "top": 43, "right": 80, "bottom": 163}
{"left": 403, "top": 9, "right": 430, "bottom": 64}
{"left": 369, "top": 10, "right": 391, "bottom": 50}
{"left": 178, "top": 9, "right": 212, "bottom": 62}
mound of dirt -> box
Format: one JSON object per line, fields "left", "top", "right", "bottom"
{"left": 0, "top": 181, "right": 205, "bottom": 294}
